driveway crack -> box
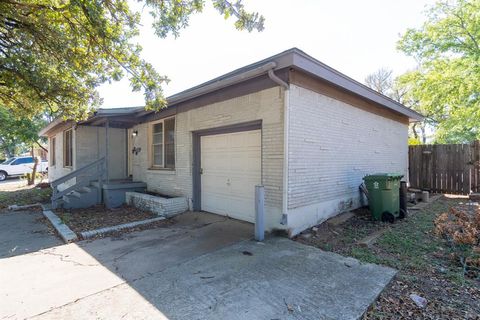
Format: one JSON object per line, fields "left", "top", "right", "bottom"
{"left": 33, "top": 250, "right": 98, "bottom": 267}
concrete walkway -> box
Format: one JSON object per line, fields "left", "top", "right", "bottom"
{"left": 0, "top": 212, "right": 396, "bottom": 320}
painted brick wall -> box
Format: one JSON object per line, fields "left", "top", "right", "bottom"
{"left": 75, "top": 125, "right": 127, "bottom": 180}
{"left": 287, "top": 84, "right": 408, "bottom": 234}
{"left": 48, "top": 125, "right": 127, "bottom": 187}
{"left": 48, "top": 126, "right": 75, "bottom": 187}
{"left": 131, "top": 86, "right": 285, "bottom": 229}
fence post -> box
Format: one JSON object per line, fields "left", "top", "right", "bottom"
{"left": 255, "top": 185, "right": 265, "bottom": 242}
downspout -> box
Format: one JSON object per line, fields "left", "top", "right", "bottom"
{"left": 267, "top": 69, "right": 288, "bottom": 90}
{"left": 267, "top": 69, "right": 289, "bottom": 227}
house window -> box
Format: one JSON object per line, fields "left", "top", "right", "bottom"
{"left": 63, "top": 129, "right": 73, "bottom": 167}
{"left": 50, "top": 137, "right": 56, "bottom": 166}
{"left": 150, "top": 117, "right": 175, "bottom": 169}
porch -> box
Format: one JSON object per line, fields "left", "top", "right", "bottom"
{"left": 49, "top": 110, "right": 145, "bottom": 209}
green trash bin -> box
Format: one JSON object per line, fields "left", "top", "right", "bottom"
{"left": 363, "top": 173, "right": 403, "bottom": 222}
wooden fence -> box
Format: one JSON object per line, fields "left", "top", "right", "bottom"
{"left": 409, "top": 141, "right": 480, "bottom": 195}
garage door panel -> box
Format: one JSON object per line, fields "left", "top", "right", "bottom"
{"left": 201, "top": 130, "right": 261, "bottom": 221}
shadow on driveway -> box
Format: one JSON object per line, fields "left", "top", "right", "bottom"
{"left": 0, "top": 211, "right": 396, "bottom": 320}
{"left": 0, "top": 210, "right": 61, "bottom": 259}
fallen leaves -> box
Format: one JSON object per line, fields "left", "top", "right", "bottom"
{"left": 435, "top": 204, "right": 480, "bottom": 279}
{"left": 55, "top": 205, "right": 170, "bottom": 238}
{"left": 295, "top": 198, "right": 480, "bottom": 319}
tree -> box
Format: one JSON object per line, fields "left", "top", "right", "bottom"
{"left": 365, "top": 68, "right": 394, "bottom": 96}
{"left": 0, "top": 106, "right": 49, "bottom": 184}
{"left": 397, "top": 0, "right": 480, "bottom": 143}
{"left": 0, "top": 106, "right": 48, "bottom": 157}
{"left": 365, "top": 68, "right": 427, "bottom": 143}
{"left": 0, "top": 0, "right": 264, "bottom": 120}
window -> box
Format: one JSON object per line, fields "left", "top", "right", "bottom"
{"left": 63, "top": 129, "right": 73, "bottom": 167}
{"left": 50, "top": 137, "right": 56, "bottom": 166}
{"left": 150, "top": 117, "right": 175, "bottom": 169}
{"left": 12, "top": 157, "right": 33, "bottom": 165}
{"left": 2, "top": 158, "right": 15, "bottom": 165}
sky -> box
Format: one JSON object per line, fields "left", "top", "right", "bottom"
{"left": 98, "top": 0, "right": 437, "bottom": 108}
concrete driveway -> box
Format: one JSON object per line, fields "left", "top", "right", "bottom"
{"left": 0, "top": 212, "right": 396, "bottom": 320}
{"left": 0, "top": 210, "right": 61, "bottom": 258}
{"left": 0, "top": 177, "right": 25, "bottom": 190}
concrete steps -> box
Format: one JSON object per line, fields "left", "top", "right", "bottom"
{"left": 62, "top": 185, "right": 100, "bottom": 209}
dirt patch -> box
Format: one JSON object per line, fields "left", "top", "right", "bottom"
{"left": 55, "top": 205, "right": 172, "bottom": 237}
{"left": 0, "top": 185, "right": 51, "bottom": 210}
{"left": 296, "top": 198, "right": 480, "bottom": 319}
{"left": 297, "top": 206, "right": 390, "bottom": 254}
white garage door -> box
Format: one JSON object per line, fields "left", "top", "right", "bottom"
{"left": 201, "top": 130, "right": 261, "bottom": 222}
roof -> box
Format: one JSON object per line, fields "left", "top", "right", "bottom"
{"left": 39, "top": 107, "right": 143, "bottom": 136}
{"left": 40, "top": 48, "right": 423, "bottom": 136}
{"left": 161, "top": 48, "right": 422, "bottom": 121}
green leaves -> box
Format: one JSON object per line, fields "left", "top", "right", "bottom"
{"left": 212, "top": 0, "right": 265, "bottom": 32}
{"left": 0, "top": 0, "right": 264, "bottom": 120}
{"left": 0, "top": 106, "right": 48, "bottom": 156}
{"left": 398, "top": 0, "right": 480, "bottom": 143}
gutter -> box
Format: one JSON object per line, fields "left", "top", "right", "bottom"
{"left": 38, "top": 118, "right": 71, "bottom": 137}
{"left": 167, "top": 61, "right": 278, "bottom": 106}
{"left": 291, "top": 50, "right": 424, "bottom": 122}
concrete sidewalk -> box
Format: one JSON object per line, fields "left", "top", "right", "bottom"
{"left": 0, "top": 212, "right": 396, "bottom": 320}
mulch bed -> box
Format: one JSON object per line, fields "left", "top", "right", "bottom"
{"left": 295, "top": 198, "right": 480, "bottom": 319}
{"left": 55, "top": 205, "right": 171, "bottom": 236}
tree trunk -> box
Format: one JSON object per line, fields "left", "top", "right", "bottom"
{"left": 27, "top": 157, "right": 38, "bottom": 186}
{"left": 420, "top": 125, "right": 427, "bottom": 144}
{"left": 411, "top": 123, "right": 419, "bottom": 140}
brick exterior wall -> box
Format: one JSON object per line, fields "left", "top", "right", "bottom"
{"left": 45, "top": 83, "right": 408, "bottom": 235}
{"left": 286, "top": 84, "right": 409, "bottom": 235}
{"left": 48, "top": 125, "right": 75, "bottom": 190}
{"left": 131, "top": 87, "right": 285, "bottom": 229}
{"left": 48, "top": 125, "right": 127, "bottom": 190}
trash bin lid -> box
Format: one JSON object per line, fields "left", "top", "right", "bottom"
{"left": 363, "top": 173, "right": 404, "bottom": 181}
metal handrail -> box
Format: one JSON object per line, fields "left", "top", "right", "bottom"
{"left": 51, "top": 157, "right": 105, "bottom": 188}
{"left": 51, "top": 157, "right": 105, "bottom": 203}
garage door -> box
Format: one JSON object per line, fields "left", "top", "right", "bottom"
{"left": 201, "top": 130, "right": 261, "bottom": 222}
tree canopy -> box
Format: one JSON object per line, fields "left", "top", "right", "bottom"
{"left": 365, "top": 68, "right": 425, "bottom": 144}
{"left": 0, "top": 106, "right": 48, "bottom": 157}
{"left": 397, "top": 0, "right": 480, "bottom": 143}
{"left": 0, "top": 0, "right": 264, "bottom": 120}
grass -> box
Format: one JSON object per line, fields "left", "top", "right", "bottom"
{"left": 358, "top": 200, "right": 459, "bottom": 272}
{"left": 0, "top": 184, "right": 51, "bottom": 209}
{"left": 296, "top": 197, "right": 480, "bottom": 319}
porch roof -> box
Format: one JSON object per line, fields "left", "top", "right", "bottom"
{"left": 79, "top": 107, "right": 144, "bottom": 127}
{"left": 39, "top": 107, "right": 143, "bottom": 136}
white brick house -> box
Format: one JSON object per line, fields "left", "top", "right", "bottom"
{"left": 40, "top": 48, "right": 422, "bottom": 236}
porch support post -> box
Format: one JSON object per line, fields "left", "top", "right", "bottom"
{"left": 105, "top": 119, "right": 109, "bottom": 183}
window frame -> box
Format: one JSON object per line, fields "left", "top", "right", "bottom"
{"left": 50, "top": 137, "right": 56, "bottom": 166}
{"left": 149, "top": 117, "right": 175, "bottom": 170}
{"left": 63, "top": 128, "right": 73, "bottom": 168}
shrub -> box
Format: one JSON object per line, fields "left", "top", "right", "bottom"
{"left": 435, "top": 206, "right": 480, "bottom": 278}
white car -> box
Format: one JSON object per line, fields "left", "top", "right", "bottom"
{"left": 0, "top": 156, "right": 48, "bottom": 181}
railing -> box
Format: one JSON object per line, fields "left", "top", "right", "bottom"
{"left": 51, "top": 157, "right": 105, "bottom": 207}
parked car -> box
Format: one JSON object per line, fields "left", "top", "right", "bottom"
{"left": 0, "top": 156, "right": 48, "bottom": 181}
